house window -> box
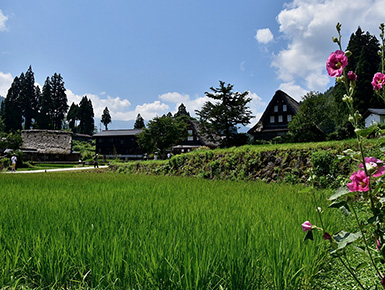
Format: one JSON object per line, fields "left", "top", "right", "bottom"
{"left": 187, "top": 136, "right": 194, "bottom": 141}
{"left": 187, "top": 129, "right": 193, "bottom": 135}
{"left": 270, "top": 116, "right": 275, "bottom": 123}
{"left": 287, "top": 114, "right": 292, "bottom": 122}
{"left": 274, "top": 105, "right": 278, "bottom": 112}
{"left": 278, "top": 115, "right": 283, "bottom": 122}
{"left": 283, "top": 104, "right": 287, "bottom": 112}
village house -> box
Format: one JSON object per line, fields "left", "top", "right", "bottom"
{"left": 247, "top": 90, "right": 300, "bottom": 141}
{"left": 21, "top": 129, "right": 80, "bottom": 162}
{"left": 172, "top": 120, "right": 220, "bottom": 154}
{"left": 93, "top": 129, "right": 144, "bottom": 160}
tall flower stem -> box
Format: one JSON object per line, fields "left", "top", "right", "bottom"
{"left": 351, "top": 201, "right": 382, "bottom": 279}
{"left": 337, "top": 254, "right": 366, "bottom": 289}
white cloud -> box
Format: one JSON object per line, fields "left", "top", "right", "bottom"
{"left": 159, "top": 92, "right": 190, "bottom": 104}
{"left": 0, "top": 72, "right": 13, "bottom": 97}
{"left": 245, "top": 91, "right": 266, "bottom": 128}
{"left": 255, "top": 28, "right": 274, "bottom": 44}
{"left": 278, "top": 82, "right": 308, "bottom": 101}
{"left": 273, "top": 0, "right": 385, "bottom": 93}
{"left": 0, "top": 10, "right": 8, "bottom": 32}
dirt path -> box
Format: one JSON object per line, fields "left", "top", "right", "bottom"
{"left": 5, "top": 165, "right": 109, "bottom": 174}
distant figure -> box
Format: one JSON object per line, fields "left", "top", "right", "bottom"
{"left": 94, "top": 154, "right": 99, "bottom": 168}
{"left": 11, "top": 154, "right": 17, "bottom": 172}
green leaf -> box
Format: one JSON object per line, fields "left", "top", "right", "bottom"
{"left": 337, "top": 149, "right": 360, "bottom": 160}
{"left": 304, "top": 230, "right": 313, "bottom": 242}
{"left": 355, "top": 127, "right": 376, "bottom": 138}
{"left": 367, "top": 215, "right": 380, "bottom": 225}
{"left": 329, "top": 200, "right": 351, "bottom": 216}
{"left": 355, "top": 262, "right": 368, "bottom": 271}
{"left": 333, "top": 231, "right": 362, "bottom": 250}
{"left": 328, "top": 187, "right": 352, "bottom": 201}
{"left": 299, "top": 187, "right": 313, "bottom": 194}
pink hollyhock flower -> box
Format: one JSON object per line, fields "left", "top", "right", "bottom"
{"left": 376, "top": 239, "right": 381, "bottom": 250}
{"left": 359, "top": 157, "right": 385, "bottom": 177}
{"left": 302, "top": 221, "right": 312, "bottom": 232}
{"left": 371, "top": 72, "right": 385, "bottom": 90}
{"left": 348, "top": 71, "right": 357, "bottom": 81}
{"left": 326, "top": 50, "right": 348, "bottom": 77}
{"left": 347, "top": 170, "right": 370, "bottom": 192}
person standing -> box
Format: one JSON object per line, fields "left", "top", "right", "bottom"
{"left": 94, "top": 153, "right": 99, "bottom": 168}
{"left": 11, "top": 154, "right": 17, "bottom": 172}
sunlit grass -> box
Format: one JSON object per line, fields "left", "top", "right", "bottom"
{"left": 0, "top": 172, "right": 339, "bottom": 289}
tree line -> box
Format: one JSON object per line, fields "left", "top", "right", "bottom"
{"left": 0, "top": 26, "right": 379, "bottom": 153}
{"left": 0, "top": 66, "right": 97, "bottom": 136}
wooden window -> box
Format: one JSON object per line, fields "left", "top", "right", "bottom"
{"left": 187, "top": 136, "right": 194, "bottom": 141}
{"left": 274, "top": 105, "right": 278, "bottom": 112}
{"left": 287, "top": 114, "right": 292, "bottom": 122}
{"left": 283, "top": 104, "right": 287, "bottom": 112}
{"left": 278, "top": 115, "right": 283, "bottom": 122}
{"left": 270, "top": 116, "right": 275, "bottom": 123}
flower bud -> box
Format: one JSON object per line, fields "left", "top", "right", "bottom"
{"left": 345, "top": 50, "right": 352, "bottom": 57}
{"left": 342, "top": 95, "right": 349, "bottom": 103}
{"left": 322, "top": 232, "right": 332, "bottom": 240}
{"left": 332, "top": 37, "right": 339, "bottom": 43}
{"left": 348, "top": 115, "right": 354, "bottom": 123}
{"left": 301, "top": 221, "right": 313, "bottom": 232}
{"left": 354, "top": 111, "right": 362, "bottom": 120}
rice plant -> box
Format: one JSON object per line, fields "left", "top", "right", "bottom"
{"left": 0, "top": 172, "right": 339, "bottom": 289}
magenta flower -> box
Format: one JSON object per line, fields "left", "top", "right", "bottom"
{"left": 376, "top": 239, "right": 381, "bottom": 250}
{"left": 326, "top": 50, "right": 348, "bottom": 77}
{"left": 359, "top": 157, "right": 385, "bottom": 177}
{"left": 301, "top": 221, "right": 312, "bottom": 232}
{"left": 347, "top": 170, "right": 370, "bottom": 192}
{"left": 348, "top": 71, "right": 357, "bottom": 81}
{"left": 371, "top": 72, "right": 385, "bottom": 90}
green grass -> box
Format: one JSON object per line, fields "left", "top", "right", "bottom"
{"left": 0, "top": 172, "right": 339, "bottom": 289}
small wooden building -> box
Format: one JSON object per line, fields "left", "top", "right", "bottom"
{"left": 93, "top": 129, "right": 144, "bottom": 159}
{"left": 248, "top": 90, "right": 300, "bottom": 141}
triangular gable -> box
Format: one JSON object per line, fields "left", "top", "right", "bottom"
{"left": 248, "top": 90, "right": 300, "bottom": 135}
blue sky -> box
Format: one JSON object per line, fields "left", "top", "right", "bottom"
{"left": 1, "top": 0, "right": 385, "bottom": 130}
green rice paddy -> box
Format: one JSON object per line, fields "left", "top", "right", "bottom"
{"left": 0, "top": 172, "right": 339, "bottom": 289}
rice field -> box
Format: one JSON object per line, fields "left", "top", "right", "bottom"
{"left": 0, "top": 172, "right": 339, "bottom": 289}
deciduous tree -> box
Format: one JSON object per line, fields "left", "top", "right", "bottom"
{"left": 137, "top": 115, "right": 187, "bottom": 157}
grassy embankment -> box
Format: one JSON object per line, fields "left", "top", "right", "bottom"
{"left": 111, "top": 139, "right": 385, "bottom": 185}
{"left": 0, "top": 172, "right": 339, "bottom": 289}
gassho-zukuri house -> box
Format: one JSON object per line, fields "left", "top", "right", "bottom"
{"left": 247, "top": 90, "right": 300, "bottom": 141}
{"left": 21, "top": 129, "right": 80, "bottom": 162}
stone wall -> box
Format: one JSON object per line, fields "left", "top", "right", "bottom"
{"left": 21, "top": 130, "right": 72, "bottom": 154}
